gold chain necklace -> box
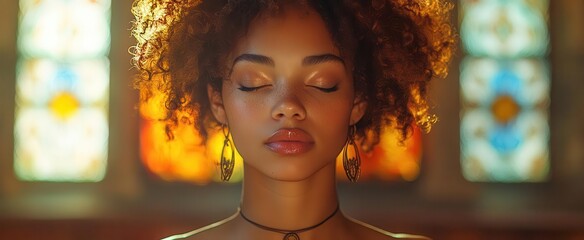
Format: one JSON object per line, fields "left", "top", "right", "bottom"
{"left": 239, "top": 205, "right": 340, "bottom": 240}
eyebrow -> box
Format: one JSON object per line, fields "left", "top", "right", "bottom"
{"left": 302, "top": 54, "right": 345, "bottom": 67}
{"left": 232, "top": 54, "right": 275, "bottom": 67}
{"left": 231, "top": 53, "right": 345, "bottom": 68}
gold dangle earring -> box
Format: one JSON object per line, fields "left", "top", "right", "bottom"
{"left": 220, "top": 125, "right": 235, "bottom": 181}
{"left": 343, "top": 125, "right": 361, "bottom": 182}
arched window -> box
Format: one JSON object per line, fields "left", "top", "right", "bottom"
{"left": 14, "top": 0, "right": 111, "bottom": 182}
{"left": 459, "top": 0, "right": 550, "bottom": 182}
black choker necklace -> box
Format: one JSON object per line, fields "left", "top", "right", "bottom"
{"left": 239, "top": 205, "right": 340, "bottom": 240}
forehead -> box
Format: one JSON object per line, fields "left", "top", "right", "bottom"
{"left": 232, "top": 5, "right": 339, "bottom": 58}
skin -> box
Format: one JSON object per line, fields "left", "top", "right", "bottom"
{"left": 170, "top": 4, "right": 427, "bottom": 240}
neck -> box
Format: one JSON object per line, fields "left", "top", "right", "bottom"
{"left": 239, "top": 163, "right": 340, "bottom": 232}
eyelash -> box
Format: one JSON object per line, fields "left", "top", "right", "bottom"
{"left": 237, "top": 85, "right": 338, "bottom": 93}
{"left": 237, "top": 85, "right": 267, "bottom": 92}
{"left": 313, "top": 85, "right": 338, "bottom": 93}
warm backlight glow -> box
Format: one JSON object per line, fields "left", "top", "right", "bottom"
{"left": 140, "top": 91, "right": 423, "bottom": 184}
{"left": 336, "top": 126, "right": 423, "bottom": 182}
{"left": 139, "top": 120, "right": 245, "bottom": 184}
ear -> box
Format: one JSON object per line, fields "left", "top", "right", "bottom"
{"left": 207, "top": 84, "right": 227, "bottom": 124}
{"left": 349, "top": 95, "right": 367, "bottom": 125}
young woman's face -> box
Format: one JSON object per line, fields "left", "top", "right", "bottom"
{"left": 210, "top": 5, "right": 366, "bottom": 181}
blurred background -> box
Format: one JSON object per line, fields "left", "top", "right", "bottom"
{"left": 0, "top": 0, "right": 583, "bottom": 239}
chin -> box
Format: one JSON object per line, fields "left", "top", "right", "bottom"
{"left": 248, "top": 158, "right": 333, "bottom": 182}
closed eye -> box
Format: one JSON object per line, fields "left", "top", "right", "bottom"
{"left": 312, "top": 85, "right": 338, "bottom": 93}
{"left": 237, "top": 85, "right": 270, "bottom": 92}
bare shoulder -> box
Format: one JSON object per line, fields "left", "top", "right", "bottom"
{"left": 344, "top": 216, "right": 431, "bottom": 240}
{"left": 161, "top": 214, "right": 238, "bottom": 240}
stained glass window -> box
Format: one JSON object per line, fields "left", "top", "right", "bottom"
{"left": 140, "top": 97, "right": 423, "bottom": 184}
{"left": 14, "top": 0, "right": 111, "bottom": 182}
{"left": 460, "top": 0, "right": 550, "bottom": 182}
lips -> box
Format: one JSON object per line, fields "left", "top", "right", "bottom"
{"left": 265, "top": 128, "right": 315, "bottom": 155}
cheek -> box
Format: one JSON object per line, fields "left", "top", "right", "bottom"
{"left": 308, "top": 98, "right": 353, "bottom": 141}
{"left": 222, "top": 92, "right": 268, "bottom": 152}
{"left": 313, "top": 90, "right": 354, "bottom": 120}
{"left": 224, "top": 91, "right": 265, "bottom": 122}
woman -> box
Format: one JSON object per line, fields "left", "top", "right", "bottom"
{"left": 131, "top": 0, "right": 455, "bottom": 239}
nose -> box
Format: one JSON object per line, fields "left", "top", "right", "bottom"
{"left": 271, "top": 92, "right": 306, "bottom": 121}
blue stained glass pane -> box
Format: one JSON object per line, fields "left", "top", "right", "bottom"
{"left": 55, "top": 67, "right": 77, "bottom": 89}
{"left": 489, "top": 124, "right": 522, "bottom": 153}
{"left": 460, "top": 57, "right": 550, "bottom": 182}
{"left": 491, "top": 69, "right": 523, "bottom": 96}
{"left": 461, "top": 109, "right": 549, "bottom": 181}
{"left": 460, "top": 58, "right": 550, "bottom": 107}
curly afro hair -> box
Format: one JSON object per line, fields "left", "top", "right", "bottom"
{"left": 131, "top": 0, "right": 455, "bottom": 150}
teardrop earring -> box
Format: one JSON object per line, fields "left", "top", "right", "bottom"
{"left": 342, "top": 125, "right": 360, "bottom": 182}
{"left": 220, "top": 125, "right": 235, "bottom": 181}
